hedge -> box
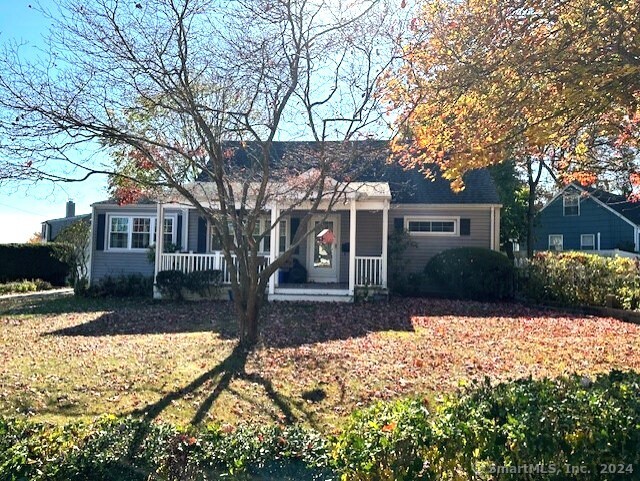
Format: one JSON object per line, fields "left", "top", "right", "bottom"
{"left": 1, "top": 371, "right": 639, "bottom": 480}
{"left": 0, "top": 243, "right": 71, "bottom": 286}
{"left": 425, "top": 247, "right": 515, "bottom": 301}
{"left": 524, "top": 251, "right": 640, "bottom": 309}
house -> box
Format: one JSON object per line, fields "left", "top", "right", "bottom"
{"left": 87, "top": 141, "right": 502, "bottom": 301}
{"left": 41, "top": 201, "right": 91, "bottom": 242}
{"left": 534, "top": 183, "right": 640, "bottom": 253}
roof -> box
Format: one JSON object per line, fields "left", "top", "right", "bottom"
{"left": 584, "top": 186, "right": 640, "bottom": 225}
{"left": 195, "top": 140, "right": 501, "bottom": 205}
{"left": 41, "top": 213, "right": 91, "bottom": 224}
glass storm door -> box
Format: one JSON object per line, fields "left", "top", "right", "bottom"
{"left": 307, "top": 215, "right": 340, "bottom": 282}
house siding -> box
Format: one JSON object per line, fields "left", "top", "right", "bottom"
{"left": 533, "top": 196, "right": 636, "bottom": 251}
{"left": 90, "top": 205, "right": 182, "bottom": 284}
{"left": 390, "top": 205, "right": 494, "bottom": 273}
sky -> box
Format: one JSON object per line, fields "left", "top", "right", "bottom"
{"left": 0, "top": 1, "right": 108, "bottom": 243}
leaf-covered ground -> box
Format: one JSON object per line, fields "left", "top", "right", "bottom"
{"left": 1, "top": 296, "right": 639, "bottom": 431}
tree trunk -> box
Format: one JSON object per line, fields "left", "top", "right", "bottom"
{"left": 233, "top": 277, "right": 262, "bottom": 348}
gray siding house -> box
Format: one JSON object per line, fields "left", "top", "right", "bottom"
{"left": 41, "top": 201, "right": 91, "bottom": 242}
{"left": 88, "top": 142, "right": 501, "bottom": 301}
{"left": 534, "top": 183, "right": 640, "bottom": 253}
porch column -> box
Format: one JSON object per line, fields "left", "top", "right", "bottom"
{"left": 268, "top": 205, "right": 279, "bottom": 295}
{"left": 381, "top": 200, "right": 389, "bottom": 289}
{"left": 349, "top": 199, "right": 357, "bottom": 296}
{"left": 153, "top": 201, "right": 163, "bottom": 299}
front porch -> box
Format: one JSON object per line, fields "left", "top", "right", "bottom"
{"left": 153, "top": 192, "right": 390, "bottom": 302}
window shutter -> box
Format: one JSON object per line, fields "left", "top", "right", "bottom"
{"left": 96, "top": 214, "right": 106, "bottom": 251}
{"left": 290, "top": 217, "right": 300, "bottom": 254}
{"left": 393, "top": 217, "right": 404, "bottom": 233}
{"left": 460, "top": 218, "right": 471, "bottom": 236}
{"left": 197, "top": 217, "right": 207, "bottom": 253}
{"left": 176, "top": 215, "right": 183, "bottom": 248}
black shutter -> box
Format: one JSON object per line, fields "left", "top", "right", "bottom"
{"left": 290, "top": 217, "right": 300, "bottom": 254}
{"left": 176, "top": 215, "right": 183, "bottom": 248}
{"left": 460, "top": 218, "right": 471, "bottom": 236}
{"left": 96, "top": 214, "right": 106, "bottom": 251}
{"left": 393, "top": 217, "right": 404, "bottom": 233}
{"left": 197, "top": 217, "right": 207, "bottom": 253}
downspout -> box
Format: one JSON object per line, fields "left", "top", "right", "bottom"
{"left": 490, "top": 207, "right": 495, "bottom": 251}
{"left": 597, "top": 232, "right": 601, "bottom": 251}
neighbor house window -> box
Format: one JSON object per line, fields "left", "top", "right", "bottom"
{"left": 405, "top": 217, "right": 458, "bottom": 236}
{"left": 581, "top": 234, "right": 595, "bottom": 250}
{"left": 107, "top": 215, "right": 175, "bottom": 250}
{"left": 549, "top": 234, "right": 564, "bottom": 251}
{"left": 563, "top": 194, "right": 580, "bottom": 216}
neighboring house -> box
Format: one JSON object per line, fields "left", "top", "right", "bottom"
{"left": 41, "top": 201, "right": 91, "bottom": 242}
{"left": 88, "top": 141, "right": 502, "bottom": 301}
{"left": 534, "top": 183, "right": 640, "bottom": 253}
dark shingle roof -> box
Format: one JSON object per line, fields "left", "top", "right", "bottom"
{"left": 584, "top": 186, "right": 640, "bottom": 225}
{"left": 196, "top": 140, "right": 501, "bottom": 205}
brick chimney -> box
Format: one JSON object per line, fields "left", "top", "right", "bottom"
{"left": 65, "top": 200, "right": 75, "bottom": 218}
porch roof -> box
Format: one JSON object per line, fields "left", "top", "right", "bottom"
{"left": 159, "top": 179, "right": 391, "bottom": 207}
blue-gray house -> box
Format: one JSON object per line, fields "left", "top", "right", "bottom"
{"left": 534, "top": 183, "right": 640, "bottom": 253}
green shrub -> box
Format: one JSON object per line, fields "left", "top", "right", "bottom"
{"left": 83, "top": 274, "right": 153, "bottom": 298}
{"left": 0, "top": 243, "right": 71, "bottom": 286}
{"left": 425, "top": 247, "right": 514, "bottom": 300}
{"left": 432, "top": 371, "right": 640, "bottom": 480}
{"left": 155, "top": 270, "right": 185, "bottom": 299}
{"left": 0, "top": 279, "right": 53, "bottom": 295}
{"left": 184, "top": 269, "right": 223, "bottom": 296}
{"left": 524, "top": 252, "right": 640, "bottom": 308}
{"left": 332, "top": 398, "right": 432, "bottom": 481}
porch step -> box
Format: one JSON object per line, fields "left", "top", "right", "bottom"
{"left": 269, "top": 293, "right": 354, "bottom": 303}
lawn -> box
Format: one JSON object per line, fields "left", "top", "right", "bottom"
{"left": 1, "top": 295, "right": 639, "bottom": 431}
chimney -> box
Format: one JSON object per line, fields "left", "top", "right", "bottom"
{"left": 66, "top": 200, "right": 75, "bottom": 218}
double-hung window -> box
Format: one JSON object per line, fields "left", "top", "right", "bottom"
{"left": 563, "top": 194, "right": 580, "bottom": 216}
{"left": 405, "top": 217, "right": 458, "bottom": 236}
{"left": 107, "top": 215, "right": 175, "bottom": 250}
{"left": 580, "top": 234, "right": 595, "bottom": 250}
{"left": 549, "top": 234, "right": 563, "bottom": 251}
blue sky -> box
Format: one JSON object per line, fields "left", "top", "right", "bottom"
{"left": 0, "top": 1, "right": 108, "bottom": 242}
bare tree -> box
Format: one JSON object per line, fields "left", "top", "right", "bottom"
{"left": 0, "top": 0, "right": 402, "bottom": 345}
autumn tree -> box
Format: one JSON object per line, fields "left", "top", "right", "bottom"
{"left": 0, "top": 0, "right": 402, "bottom": 346}
{"left": 384, "top": 0, "right": 640, "bottom": 255}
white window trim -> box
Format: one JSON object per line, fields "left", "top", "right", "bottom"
{"left": 208, "top": 217, "right": 289, "bottom": 254}
{"left": 580, "top": 234, "right": 595, "bottom": 250}
{"left": 106, "top": 214, "right": 176, "bottom": 251}
{"left": 405, "top": 216, "right": 460, "bottom": 236}
{"left": 563, "top": 194, "right": 580, "bottom": 216}
{"left": 548, "top": 234, "right": 564, "bottom": 251}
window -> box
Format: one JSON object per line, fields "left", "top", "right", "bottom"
{"left": 405, "top": 217, "right": 458, "bottom": 236}
{"left": 107, "top": 215, "right": 175, "bottom": 250}
{"left": 109, "top": 217, "right": 129, "bottom": 248}
{"left": 563, "top": 194, "right": 580, "bottom": 216}
{"left": 132, "top": 217, "right": 151, "bottom": 249}
{"left": 549, "top": 234, "right": 563, "bottom": 251}
{"left": 581, "top": 234, "right": 595, "bottom": 250}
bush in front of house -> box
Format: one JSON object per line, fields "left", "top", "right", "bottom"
{"left": 0, "top": 243, "right": 71, "bottom": 286}
{"left": 1, "top": 371, "right": 639, "bottom": 481}
{"left": 80, "top": 274, "right": 154, "bottom": 298}
{"left": 0, "top": 279, "right": 53, "bottom": 295}
{"left": 524, "top": 251, "right": 640, "bottom": 309}
{"left": 333, "top": 370, "right": 640, "bottom": 480}
{"left": 424, "top": 247, "right": 515, "bottom": 300}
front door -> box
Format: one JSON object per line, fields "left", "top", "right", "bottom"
{"left": 307, "top": 215, "right": 340, "bottom": 283}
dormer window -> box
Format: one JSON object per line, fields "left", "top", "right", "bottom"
{"left": 563, "top": 194, "right": 580, "bottom": 216}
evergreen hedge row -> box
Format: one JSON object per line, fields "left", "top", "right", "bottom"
{"left": 1, "top": 371, "right": 638, "bottom": 480}
{"left": 0, "top": 243, "right": 71, "bottom": 286}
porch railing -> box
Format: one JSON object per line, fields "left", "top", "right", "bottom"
{"left": 355, "top": 256, "right": 383, "bottom": 287}
{"left": 159, "top": 252, "right": 268, "bottom": 284}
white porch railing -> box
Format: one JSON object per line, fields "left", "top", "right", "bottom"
{"left": 160, "top": 252, "right": 268, "bottom": 284}
{"left": 355, "top": 256, "right": 383, "bottom": 287}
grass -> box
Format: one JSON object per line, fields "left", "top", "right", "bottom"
{"left": 1, "top": 295, "right": 639, "bottom": 431}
